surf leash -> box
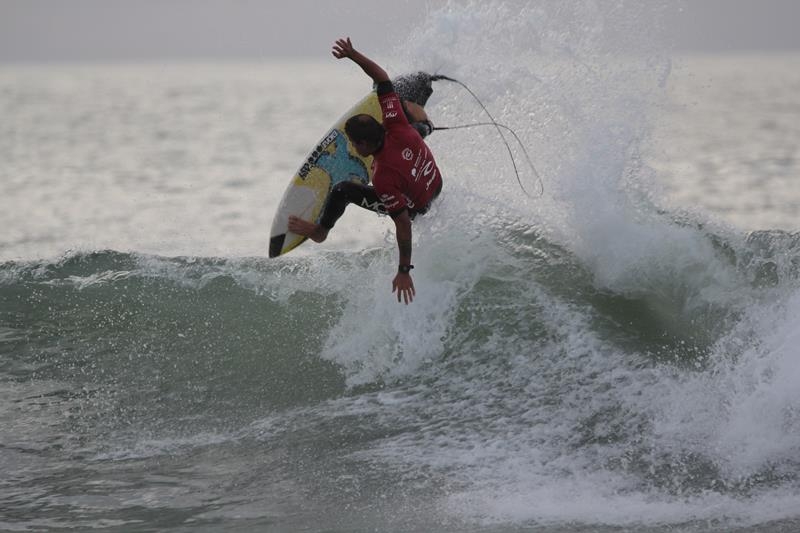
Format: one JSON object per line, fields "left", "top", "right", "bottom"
{"left": 430, "top": 75, "right": 543, "bottom": 198}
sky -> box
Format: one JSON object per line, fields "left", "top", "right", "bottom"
{"left": 1, "top": 0, "right": 800, "bottom": 63}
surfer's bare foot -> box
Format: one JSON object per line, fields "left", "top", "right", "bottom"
{"left": 288, "top": 216, "right": 329, "bottom": 243}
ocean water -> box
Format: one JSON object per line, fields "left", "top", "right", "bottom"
{"left": 2, "top": 3, "right": 800, "bottom": 532}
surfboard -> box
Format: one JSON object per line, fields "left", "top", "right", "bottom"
{"left": 268, "top": 73, "right": 436, "bottom": 258}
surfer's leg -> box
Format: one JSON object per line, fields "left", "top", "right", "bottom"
{"left": 319, "top": 181, "right": 385, "bottom": 229}
{"left": 288, "top": 182, "right": 381, "bottom": 243}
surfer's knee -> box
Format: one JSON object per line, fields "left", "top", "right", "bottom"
{"left": 331, "top": 181, "right": 351, "bottom": 197}
{"left": 331, "top": 181, "right": 364, "bottom": 201}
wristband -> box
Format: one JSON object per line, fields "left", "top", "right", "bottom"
{"left": 398, "top": 264, "right": 414, "bottom": 274}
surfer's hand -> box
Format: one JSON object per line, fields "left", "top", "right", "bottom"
{"left": 392, "top": 273, "right": 415, "bottom": 305}
{"left": 332, "top": 37, "right": 355, "bottom": 59}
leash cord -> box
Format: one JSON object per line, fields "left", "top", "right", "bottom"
{"left": 431, "top": 75, "right": 543, "bottom": 197}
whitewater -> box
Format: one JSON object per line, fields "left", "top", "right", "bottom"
{"left": 2, "top": 2, "right": 800, "bottom": 532}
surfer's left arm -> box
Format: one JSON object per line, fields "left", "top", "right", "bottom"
{"left": 391, "top": 210, "right": 415, "bottom": 305}
{"left": 331, "top": 37, "right": 390, "bottom": 84}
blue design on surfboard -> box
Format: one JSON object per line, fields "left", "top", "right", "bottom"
{"left": 315, "top": 129, "right": 369, "bottom": 186}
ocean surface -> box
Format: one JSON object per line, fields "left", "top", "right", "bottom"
{"left": 2, "top": 4, "right": 800, "bottom": 532}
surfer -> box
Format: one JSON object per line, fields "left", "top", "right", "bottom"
{"left": 288, "top": 37, "right": 444, "bottom": 305}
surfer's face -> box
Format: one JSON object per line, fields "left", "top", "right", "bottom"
{"left": 353, "top": 139, "right": 377, "bottom": 157}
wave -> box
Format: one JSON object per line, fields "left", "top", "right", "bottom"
{"left": 3, "top": 230, "right": 800, "bottom": 527}
{"left": 3, "top": 217, "right": 798, "bottom": 395}
{"left": 4, "top": 187, "right": 800, "bottom": 523}
{"left": 0, "top": 250, "right": 350, "bottom": 441}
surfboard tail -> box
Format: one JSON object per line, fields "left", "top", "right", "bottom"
{"left": 268, "top": 234, "right": 285, "bottom": 258}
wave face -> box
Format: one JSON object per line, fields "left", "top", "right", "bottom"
{"left": 2, "top": 223, "right": 799, "bottom": 530}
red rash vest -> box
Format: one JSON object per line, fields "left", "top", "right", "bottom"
{"left": 372, "top": 84, "right": 443, "bottom": 217}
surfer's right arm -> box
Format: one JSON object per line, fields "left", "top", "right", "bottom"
{"left": 332, "top": 37, "right": 390, "bottom": 84}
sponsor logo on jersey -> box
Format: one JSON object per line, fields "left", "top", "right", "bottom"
{"left": 385, "top": 111, "right": 398, "bottom": 119}
{"left": 402, "top": 148, "right": 413, "bottom": 160}
{"left": 410, "top": 150, "right": 437, "bottom": 184}
{"left": 379, "top": 193, "right": 400, "bottom": 210}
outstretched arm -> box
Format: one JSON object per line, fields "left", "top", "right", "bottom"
{"left": 391, "top": 210, "right": 415, "bottom": 304}
{"left": 332, "top": 37, "right": 390, "bottom": 84}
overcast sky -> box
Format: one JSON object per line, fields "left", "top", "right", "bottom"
{"left": 1, "top": 0, "right": 799, "bottom": 63}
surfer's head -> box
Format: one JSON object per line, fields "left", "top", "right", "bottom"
{"left": 345, "top": 114, "right": 384, "bottom": 156}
